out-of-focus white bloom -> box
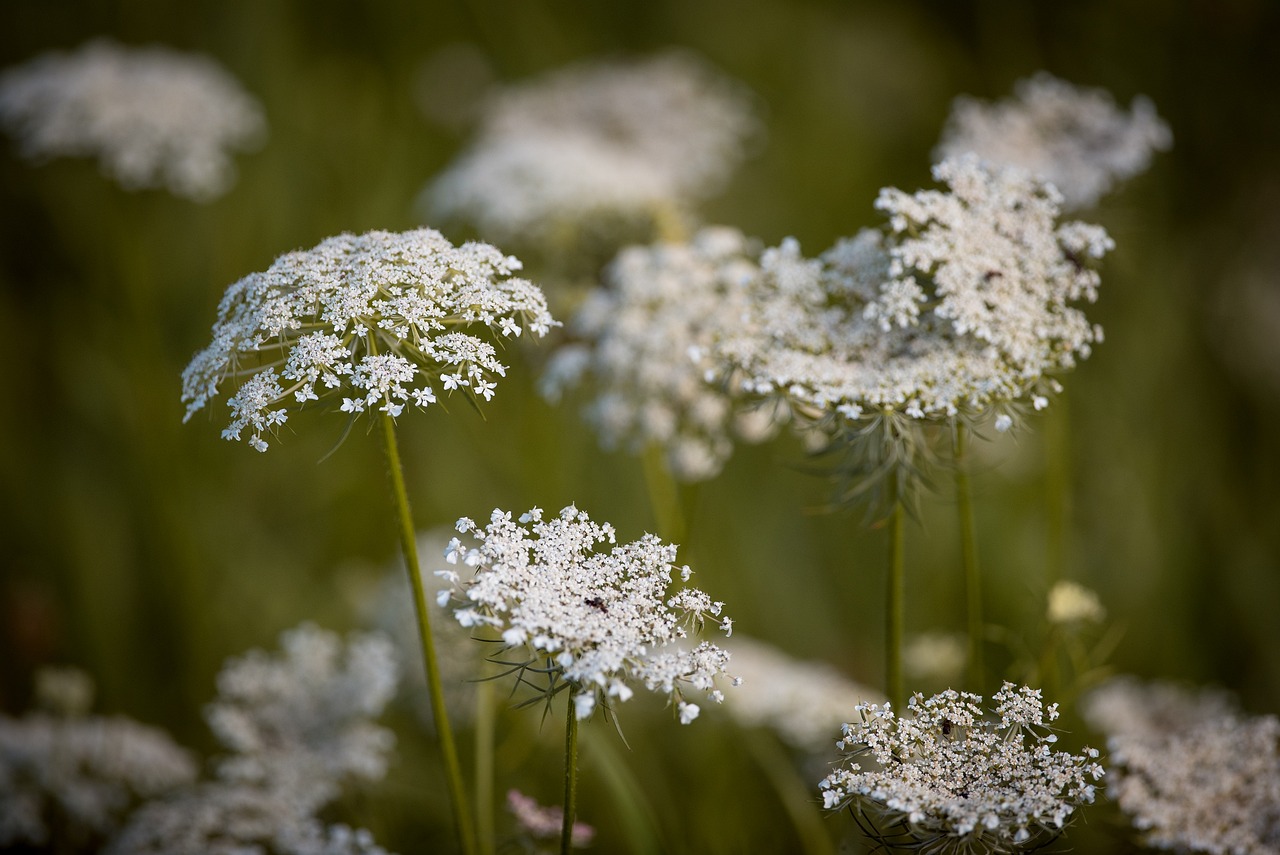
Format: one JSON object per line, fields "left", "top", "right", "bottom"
{"left": 507, "top": 789, "right": 595, "bottom": 848}
{"left": 0, "top": 38, "right": 265, "bottom": 201}
{"left": 819, "top": 684, "right": 1103, "bottom": 853}
{"left": 1046, "top": 580, "right": 1106, "bottom": 625}
{"left": 935, "top": 72, "right": 1171, "bottom": 210}
{"left": 438, "top": 505, "right": 735, "bottom": 722}
{"left": 181, "top": 228, "right": 556, "bottom": 452}
{"left": 1083, "top": 677, "right": 1280, "bottom": 855}
{"left": 33, "top": 666, "right": 96, "bottom": 716}
{"left": 903, "top": 632, "right": 967, "bottom": 683}
{"left": 0, "top": 703, "right": 197, "bottom": 848}
{"left": 542, "top": 226, "right": 783, "bottom": 481}
{"left": 424, "top": 51, "right": 758, "bottom": 244}
{"left": 724, "top": 636, "right": 880, "bottom": 751}
{"left": 713, "top": 157, "right": 1110, "bottom": 428}
{"left": 108, "top": 624, "right": 399, "bottom": 855}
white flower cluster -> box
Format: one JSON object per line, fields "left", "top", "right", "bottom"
{"left": 1082, "top": 677, "right": 1280, "bottom": 855}
{"left": 819, "top": 684, "right": 1104, "bottom": 853}
{"left": 723, "top": 636, "right": 880, "bottom": 752}
{"left": 542, "top": 226, "right": 783, "bottom": 481}
{"left": 437, "top": 505, "right": 736, "bottom": 723}
{"left": 108, "top": 624, "right": 399, "bottom": 855}
{"left": 0, "top": 707, "right": 197, "bottom": 848}
{"left": 935, "top": 72, "right": 1171, "bottom": 210}
{"left": 714, "top": 156, "right": 1111, "bottom": 431}
{"left": 1046, "top": 580, "right": 1107, "bottom": 625}
{"left": 424, "top": 51, "right": 757, "bottom": 244}
{"left": 0, "top": 38, "right": 265, "bottom": 201}
{"left": 181, "top": 227, "right": 556, "bottom": 451}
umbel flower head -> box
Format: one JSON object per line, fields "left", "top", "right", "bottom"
{"left": 714, "top": 156, "right": 1112, "bottom": 435}
{"left": 1082, "top": 677, "right": 1280, "bottom": 855}
{"left": 935, "top": 72, "right": 1171, "bottom": 210}
{"left": 0, "top": 38, "right": 265, "bottom": 201}
{"left": 819, "top": 684, "right": 1104, "bottom": 854}
{"left": 181, "top": 227, "right": 556, "bottom": 451}
{"left": 541, "top": 226, "right": 783, "bottom": 481}
{"left": 437, "top": 505, "right": 737, "bottom": 724}
{"left": 423, "top": 51, "right": 758, "bottom": 247}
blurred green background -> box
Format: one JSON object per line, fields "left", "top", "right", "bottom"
{"left": 3, "top": 0, "right": 1280, "bottom": 852}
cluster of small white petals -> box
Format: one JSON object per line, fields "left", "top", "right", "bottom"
{"left": 1082, "top": 677, "right": 1280, "bottom": 854}
{"left": 424, "top": 51, "right": 757, "bottom": 243}
{"left": 438, "top": 505, "right": 735, "bottom": 722}
{"left": 506, "top": 789, "right": 596, "bottom": 847}
{"left": 713, "top": 157, "right": 1110, "bottom": 428}
{"left": 181, "top": 228, "right": 556, "bottom": 451}
{"left": 1046, "top": 580, "right": 1106, "bottom": 624}
{"left": 935, "top": 72, "right": 1171, "bottom": 210}
{"left": 722, "top": 636, "right": 881, "bottom": 751}
{"left": 0, "top": 38, "right": 265, "bottom": 201}
{"left": 542, "top": 226, "right": 783, "bottom": 481}
{"left": 0, "top": 708, "right": 198, "bottom": 848}
{"left": 109, "top": 624, "right": 399, "bottom": 855}
{"left": 819, "top": 684, "right": 1103, "bottom": 853}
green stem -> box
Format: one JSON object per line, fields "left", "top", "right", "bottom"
{"left": 953, "top": 422, "right": 984, "bottom": 692}
{"left": 743, "top": 729, "right": 835, "bottom": 855}
{"left": 378, "top": 412, "right": 477, "bottom": 855}
{"left": 641, "top": 444, "right": 686, "bottom": 544}
{"left": 886, "top": 471, "right": 905, "bottom": 713}
{"left": 1044, "top": 392, "right": 1071, "bottom": 587}
{"left": 561, "top": 693, "right": 580, "bottom": 855}
{"left": 475, "top": 678, "right": 496, "bottom": 855}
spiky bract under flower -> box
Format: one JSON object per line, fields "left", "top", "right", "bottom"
{"left": 437, "top": 505, "right": 736, "bottom": 723}
{"left": 819, "top": 684, "right": 1104, "bottom": 853}
{"left": 181, "top": 227, "right": 556, "bottom": 451}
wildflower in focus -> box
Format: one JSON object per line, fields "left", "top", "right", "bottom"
{"left": 1083, "top": 677, "right": 1280, "bottom": 855}
{"left": 1046, "top": 580, "right": 1106, "bottom": 625}
{"left": 507, "top": 789, "right": 595, "bottom": 849}
{"left": 935, "top": 72, "right": 1171, "bottom": 210}
{"left": 0, "top": 38, "right": 265, "bottom": 201}
{"left": 423, "top": 51, "right": 758, "bottom": 247}
{"left": 542, "top": 226, "right": 784, "bottom": 481}
{"left": 107, "top": 624, "right": 400, "bottom": 855}
{"left": 437, "top": 505, "right": 736, "bottom": 723}
{"left": 819, "top": 683, "right": 1104, "bottom": 853}
{"left": 180, "top": 227, "right": 556, "bottom": 451}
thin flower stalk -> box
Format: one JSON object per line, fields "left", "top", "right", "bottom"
{"left": 560, "top": 694, "right": 580, "bottom": 855}
{"left": 953, "top": 422, "right": 984, "bottom": 691}
{"left": 886, "top": 471, "right": 906, "bottom": 714}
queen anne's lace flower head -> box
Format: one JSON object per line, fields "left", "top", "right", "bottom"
{"left": 437, "top": 505, "right": 736, "bottom": 723}
{"left": 541, "top": 226, "right": 784, "bottom": 481}
{"left": 181, "top": 227, "right": 556, "bottom": 451}
{"left": 507, "top": 789, "right": 596, "bottom": 849}
{"left": 1082, "top": 677, "right": 1280, "bottom": 855}
{"left": 714, "top": 156, "right": 1111, "bottom": 434}
{"left": 819, "top": 683, "right": 1104, "bottom": 853}
{"left": 935, "top": 72, "right": 1171, "bottom": 210}
{"left": 1046, "top": 580, "right": 1106, "bottom": 625}
{"left": 0, "top": 38, "right": 265, "bottom": 201}
{"left": 424, "top": 51, "right": 758, "bottom": 245}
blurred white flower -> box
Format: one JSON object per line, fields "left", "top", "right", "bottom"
{"left": 1083, "top": 676, "right": 1280, "bottom": 855}
{"left": 181, "top": 228, "right": 556, "bottom": 451}
{"left": 1046, "top": 580, "right": 1106, "bottom": 625}
{"left": 935, "top": 72, "right": 1171, "bottom": 210}
{"left": 819, "top": 684, "right": 1103, "bottom": 853}
{"left": 506, "top": 789, "right": 595, "bottom": 848}
{"left": 903, "top": 632, "right": 967, "bottom": 684}
{"left": 438, "top": 505, "right": 735, "bottom": 722}
{"left": 0, "top": 38, "right": 265, "bottom": 201}
{"left": 423, "top": 51, "right": 758, "bottom": 245}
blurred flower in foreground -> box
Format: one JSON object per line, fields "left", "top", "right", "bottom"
{"left": 724, "top": 636, "right": 880, "bottom": 752}
{"left": 108, "top": 624, "right": 399, "bottom": 855}
{"left": 423, "top": 51, "right": 758, "bottom": 247}
{"left": 181, "top": 227, "right": 556, "bottom": 451}
{"left": 438, "top": 505, "right": 737, "bottom": 723}
{"left": 542, "top": 226, "right": 783, "bottom": 481}
{"left": 0, "top": 38, "right": 265, "bottom": 201}
{"left": 935, "top": 72, "right": 1171, "bottom": 210}
{"left": 1082, "top": 677, "right": 1280, "bottom": 855}
{"left": 1046, "top": 580, "right": 1106, "bottom": 625}
{"left": 507, "top": 789, "right": 595, "bottom": 850}
{"left": 0, "top": 669, "right": 198, "bottom": 850}
{"left": 819, "top": 683, "right": 1103, "bottom": 853}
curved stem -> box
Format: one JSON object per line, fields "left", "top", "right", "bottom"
{"left": 561, "top": 693, "right": 580, "bottom": 855}
{"left": 378, "top": 411, "right": 477, "bottom": 855}
{"left": 953, "top": 422, "right": 984, "bottom": 692}
{"left": 886, "top": 470, "right": 906, "bottom": 713}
